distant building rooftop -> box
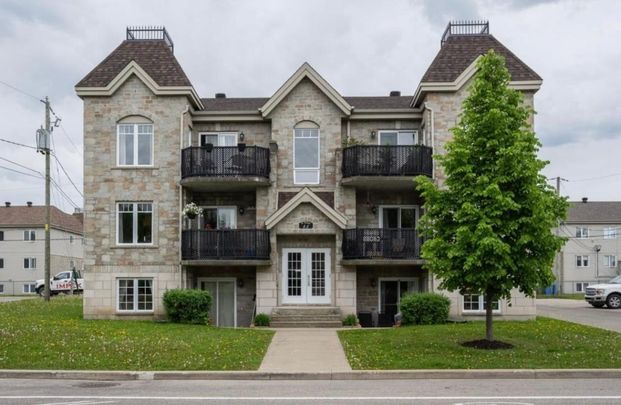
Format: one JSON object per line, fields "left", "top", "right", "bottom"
{"left": 565, "top": 200, "right": 621, "bottom": 224}
{"left": 0, "top": 203, "right": 83, "bottom": 235}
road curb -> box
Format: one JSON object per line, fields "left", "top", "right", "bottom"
{"left": 1, "top": 369, "right": 621, "bottom": 381}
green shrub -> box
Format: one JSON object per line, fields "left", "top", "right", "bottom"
{"left": 162, "top": 289, "right": 212, "bottom": 324}
{"left": 254, "top": 313, "right": 270, "bottom": 327}
{"left": 399, "top": 293, "right": 450, "bottom": 325}
{"left": 342, "top": 314, "right": 358, "bottom": 326}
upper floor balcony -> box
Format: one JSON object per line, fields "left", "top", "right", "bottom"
{"left": 181, "top": 229, "right": 271, "bottom": 266}
{"left": 180, "top": 145, "right": 270, "bottom": 191}
{"left": 341, "top": 145, "right": 433, "bottom": 189}
{"left": 342, "top": 228, "right": 423, "bottom": 266}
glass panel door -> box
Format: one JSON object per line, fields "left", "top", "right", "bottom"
{"left": 310, "top": 252, "right": 326, "bottom": 298}
{"left": 219, "top": 133, "right": 237, "bottom": 146}
{"left": 381, "top": 208, "right": 399, "bottom": 228}
{"left": 379, "top": 132, "right": 398, "bottom": 145}
{"left": 200, "top": 281, "right": 218, "bottom": 325}
{"left": 218, "top": 281, "right": 235, "bottom": 327}
{"left": 282, "top": 249, "right": 330, "bottom": 304}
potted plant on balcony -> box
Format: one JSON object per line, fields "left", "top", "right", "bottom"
{"left": 183, "top": 202, "right": 201, "bottom": 220}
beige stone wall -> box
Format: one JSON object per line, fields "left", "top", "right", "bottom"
{"left": 82, "top": 76, "right": 188, "bottom": 318}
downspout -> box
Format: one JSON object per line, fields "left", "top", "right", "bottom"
{"left": 179, "top": 104, "right": 190, "bottom": 289}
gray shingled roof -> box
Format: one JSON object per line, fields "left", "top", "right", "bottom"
{"left": 76, "top": 40, "right": 192, "bottom": 87}
{"left": 566, "top": 201, "right": 621, "bottom": 224}
{"left": 199, "top": 96, "right": 414, "bottom": 112}
{"left": 421, "top": 35, "right": 541, "bottom": 83}
{"left": 0, "top": 205, "right": 83, "bottom": 234}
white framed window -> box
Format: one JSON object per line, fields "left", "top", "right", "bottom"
{"left": 23, "top": 230, "right": 35, "bottom": 241}
{"left": 117, "top": 202, "right": 153, "bottom": 245}
{"left": 575, "top": 282, "right": 589, "bottom": 292}
{"left": 23, "top": 284, "right": 36, "bottom": 293}
{"left": 199, "top": 132, "right": 237, "bottom": 146}
{"left": 198, "top": 206, "right": 237, "bottom": 230}
{"left": 294, "top": 128, "right": 320, "bottom": 184}
{"left": 604, "top": 255, "right": 617, "bottom": 268}
{"left": 463, "top": 294, "right": 500, "bottom": 313}
{"left": 604, "top": 227, "right": 617, "bottom": 239}
{"left": 117, "top": 278, "right": 153, "bottom": 312}
{"left": 575, "top": 226, "right": 589, "bottom": 239}
{"left": 117, "top": 123, "right": 153, "bottom": 166}
{"left": 379, "top": 206, "right": 418, "bottom": 229}
{"left": 378, "top": 130, "right": 420, "bottom": 145}
{"left": 23, "top": 258, "right": 36, "bottom": 269}
{"left": 576, "top": 255, "right": 590, "bottom": 267}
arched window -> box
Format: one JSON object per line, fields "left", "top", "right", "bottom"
{"left": 117, "top": 115, "right": 153, "bottom": 166}
{"left": 293, "top": 121, "right": 320, "bottom": 184}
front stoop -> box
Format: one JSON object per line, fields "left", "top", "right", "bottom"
{"left": 270, "top": 306, "right": 342, "bottom": 328}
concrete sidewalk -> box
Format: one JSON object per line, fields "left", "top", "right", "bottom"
{"left": 259, "top": 328, "right": 352, "bottom": 372}
{"left": 537, "top": 298, "right": 621, "bottom": 333}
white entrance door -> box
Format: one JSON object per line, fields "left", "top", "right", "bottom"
{"left": 282, "top": 248, "right": 331, "bottom": 304}
{"left": 198, "top": 278, "right": 236, "bottom": 327}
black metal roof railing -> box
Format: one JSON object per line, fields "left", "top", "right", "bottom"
{"left": 126, "top": 26, "right": 174, "bottom": 52}
{"left": 441, "top": 20, "right": 489, "bottom": 46}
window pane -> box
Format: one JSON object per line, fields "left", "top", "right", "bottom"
{"left": 294, "top": 135, "right": 319, "bottom": 168}
{"left": 202, "top": 208, "right": 218, "bottom": 229}
{"left": 379, "top": 132, "right": 398, "bottom": 145}
{"left": 201, "top": 134, "right": 218, "bottom": 146}
{"left": 219, "top": 133, "right": 237, "bottom": 146}
{"left": 137, "top": 134, "right": 152, "bottom": 165}
{"left": 401, "top": 208, "right": 417, "bottom": 229}
{"left": 119, "top": 125, "right": 134, "bottom": 165}
{"left": 382, "top": 208, "right": 399, "bottom": 228}
{"left": 32, "top": 258, "right": 36, "bottom": 268}
{"left": 294, "top": 169, "right": 319, "bottom": 184}
{"left": 398, "top": 131, "right": 415, "bottom": 145}
{"left": 24, "top": 258, "right": 29, "bottom": 268}
{"left": 137, "top": 279, "right": 153, "bottom": 311}
{"left": 118, "top": 210, "right": 134, "bottom": 244}
{"left": 217, "top": 208, "right": 235, "bottom": 229}
{"left": 118, "top": 279, "right": 134, "bottom": 311}
{"left": 137, "top": 205, "right": 152, "bottom": 244}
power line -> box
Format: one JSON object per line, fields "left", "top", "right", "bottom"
{"left": 52, "top": 153, "right": 83, "bottom": 197}
{"left": 58, "top": 123, "right": 80, "bottom": 153}
{"left": 571, "top": 172, "right": 621, "bottom": 183}
{"left": 0, "top": 79, "right": 42, "bottom": 102}
{"left": 0, "top": 138, "right": 38, "bottom": 150}
{"left": 0, "top": 156, "right": 42, "bottom": 175}
{"left": 0, "top": 164, "right": 43, "bottom": 180}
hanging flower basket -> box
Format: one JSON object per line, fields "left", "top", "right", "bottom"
{"left": 183, "top": 202, "right": 201, "bottom": 219}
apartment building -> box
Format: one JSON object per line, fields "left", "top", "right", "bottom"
{"left": 75, "top": 21, "right": 542, "bottom": 326}
{"left": 0, "top": 202, "right": 84, "bottom": 295}
{"left": 555, "top": 199, "right": 621, "bottom": 294}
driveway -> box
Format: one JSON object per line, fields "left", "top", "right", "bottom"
{"left": 537, "top": 298, "right": 621, "bottom": 333}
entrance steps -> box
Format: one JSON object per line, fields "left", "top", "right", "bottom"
{"left": 270, "top": 306, "right": 342, "bottom": 328}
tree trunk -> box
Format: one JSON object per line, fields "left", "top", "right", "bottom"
{"left": 485, "top": 291, "right": 494, "bottom": 342}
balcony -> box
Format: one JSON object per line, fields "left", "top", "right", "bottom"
{"left": 180, "top": 146, "right": 270, "bottom": 191}
{"left": 181, "top": 229, "right": 271, "bottom": 266}
{"left": 342, "top": 228, "right": 423, "bottom": 265}
{"left": 341, "top": 145, "right": 432, "bottom": 189}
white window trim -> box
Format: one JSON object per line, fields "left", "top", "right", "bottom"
{"left": 23, "top": 257, "right": 36, "bottom": 269}
{"left": 23, "top": 229, "right": 36, "bottom": 241}
{"left": 575, "top": 226, "right": 589, "bottom": 239}
{"left": 604, "top": 255, "right": 617, "bottom": 268}
{"left": 198, "top": 132, "right": 238, "bottom": 146}
{"left": 377, "top": 130, "right": 420, "bottom": 145}
{"left": 378, "top": 205, "right": 419, "bottom": 228}
{"left": 23, "top": 283, "right": 36, "bottom": 294}
{"left": 197, "top": 277, "right": 237, "bottom": 327}
{"left": 116, "top": 123, "right": 154, "bottom": 167}
{"left": 293, "top": 128, "right": 320, "bottom": 185}
{"left": 116, "top": 202, "right": 154, "bottom": 246}
{"left": 576, "top": 255, "right": 590, "bottom": 267}
{"left": 377, "top": 277, "right": 419, "bottom": 314}
{"left": 462, "top": 294, "right": 501, "bottom": 314}
{"left": 116, "top": 278, "right": 154, "bottom": 313}
{"left": 197, "top": 206, "right": 237, "bottom": 230}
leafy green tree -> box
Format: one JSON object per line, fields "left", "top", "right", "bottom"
{"left": 416, "top": 50, "right": 567, "bottom": 343}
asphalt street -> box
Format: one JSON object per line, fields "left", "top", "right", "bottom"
{"left": 0, "top": 378, "right": 621, "bottom": 405}
{"left": 537, "top": 298, "right": 621, "bottom": 332}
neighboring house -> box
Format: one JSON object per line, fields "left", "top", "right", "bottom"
{"left": 0, "top": 202, "right": 84, "bottom": 295}
{"left": 554, "top": 199, "right": 621, "bottom": 294}
{"left": 75, "top": 21, "right": 542, "bottom": 326}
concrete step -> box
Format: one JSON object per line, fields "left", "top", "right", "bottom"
{"left": 272, "top": 306, "right": 341, "bottom": 316}
{"left": 269, "top": 320, "right": 343, "bottom": 328}
{"left": 271, "top": 315, "right": 342, "bottom": 322}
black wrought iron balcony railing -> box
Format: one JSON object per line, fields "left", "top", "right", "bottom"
{"left": 342, "top": 145, "right": 433, "bottom": 178}
{"left": 182, "top": 229, "right": 270, "bottom": 261}
{"left": 342, "top": 228, "right": 421, "bottom": 260}
{"left": 181, "top": 146, "right": 270, "bottom": 179}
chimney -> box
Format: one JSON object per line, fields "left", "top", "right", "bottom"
{"left": 74, "top": 208, "right": 82, "bottom": 214}
{"left": 215, "top": 93, "right": 226, "bottom": 99}
{"left": 389, "top": 91, "right": 401, "bottom": 97}
{"left": 582, "top": 197, "right": 588, "bottom": 203}
{"left": 4, "top": 202, "right": 10, "bottom": 207}
{"left": 27, "top": 201, "right": 32, "bottom": 207}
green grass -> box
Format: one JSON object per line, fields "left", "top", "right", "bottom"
{"left": 538, "top": 293, "right": 585, "bottom": 300}
{"left": 0, "top": 296, "right": 274, "bottom": 370}
{"left": 338, "top": 318, "right": 621, "bottom": 369}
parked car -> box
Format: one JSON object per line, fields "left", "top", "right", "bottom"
{"left": 35, "top": 270, "right": 84, "bottom": 296}
{"left": 584, "top": 275, "right": 621, "bottom": 309}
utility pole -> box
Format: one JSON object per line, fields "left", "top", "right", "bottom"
{"left": 553, "top": 176, "right": 568, "bottom": 294}
{"left": 43, "top": 97, "right": 51, "bottom": 301}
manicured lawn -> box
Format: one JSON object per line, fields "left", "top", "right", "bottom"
{"left": 538, "top": 293, "right": 584, "bottom": 300}
{"left": 338, "top": 318, "right": 621, "bottom": 369}
{"left": 0, "top": 296, "right": 273, "bottom": 370}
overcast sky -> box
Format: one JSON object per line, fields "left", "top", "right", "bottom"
{"left": 0, "top": 0, "right": 619, "bottom": 213}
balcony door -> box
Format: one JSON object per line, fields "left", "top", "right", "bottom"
{"left": 200, "top": 132, "right": 237, "bottom": 146}
{"left": 282, "top": 248, "right": 331, "bottom": 304}
{"left": 199, "top": 207, "right": 236, "bottom": 230}
{"left": 198, "top": 278, "right": 236, "bottom": 327}
{"left": 378, "top": 130, "right": 419, "bottom": 145}
{"left": 378, "top": 278, "right": 419, "bottom": 326}
{"left": 379, "top": 206, "right": 418, "bottom": 229}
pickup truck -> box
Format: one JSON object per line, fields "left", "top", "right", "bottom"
{"left": 584, "top": 275, "right": 621, "bottom": 309}
{"left": 35, "top": 270, "right": 84, "bottom": 296}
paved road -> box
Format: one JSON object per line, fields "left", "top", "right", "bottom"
{"left": 537, "top": 298, "right": 621, "bottom": 333}
{"left": 0, "top": 378, "right": 620, "bottom": 404}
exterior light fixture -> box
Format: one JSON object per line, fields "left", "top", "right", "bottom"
{"left": 371, "top": 205, "right": 377, "bottom": 215}
{"left": 371, "top": 130, "right": 376, "bottom": 139}
{"left": 239, "top": 207, "right": 245, "bottom": 215}
{"left": 239, "top": 131, "right": 245, "bottom": 141}
{"left": 237, "top": 279, "right": 244, "bottom": 288}
{"left": 237, "top": 143, "right": 246, "bottom": 152}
